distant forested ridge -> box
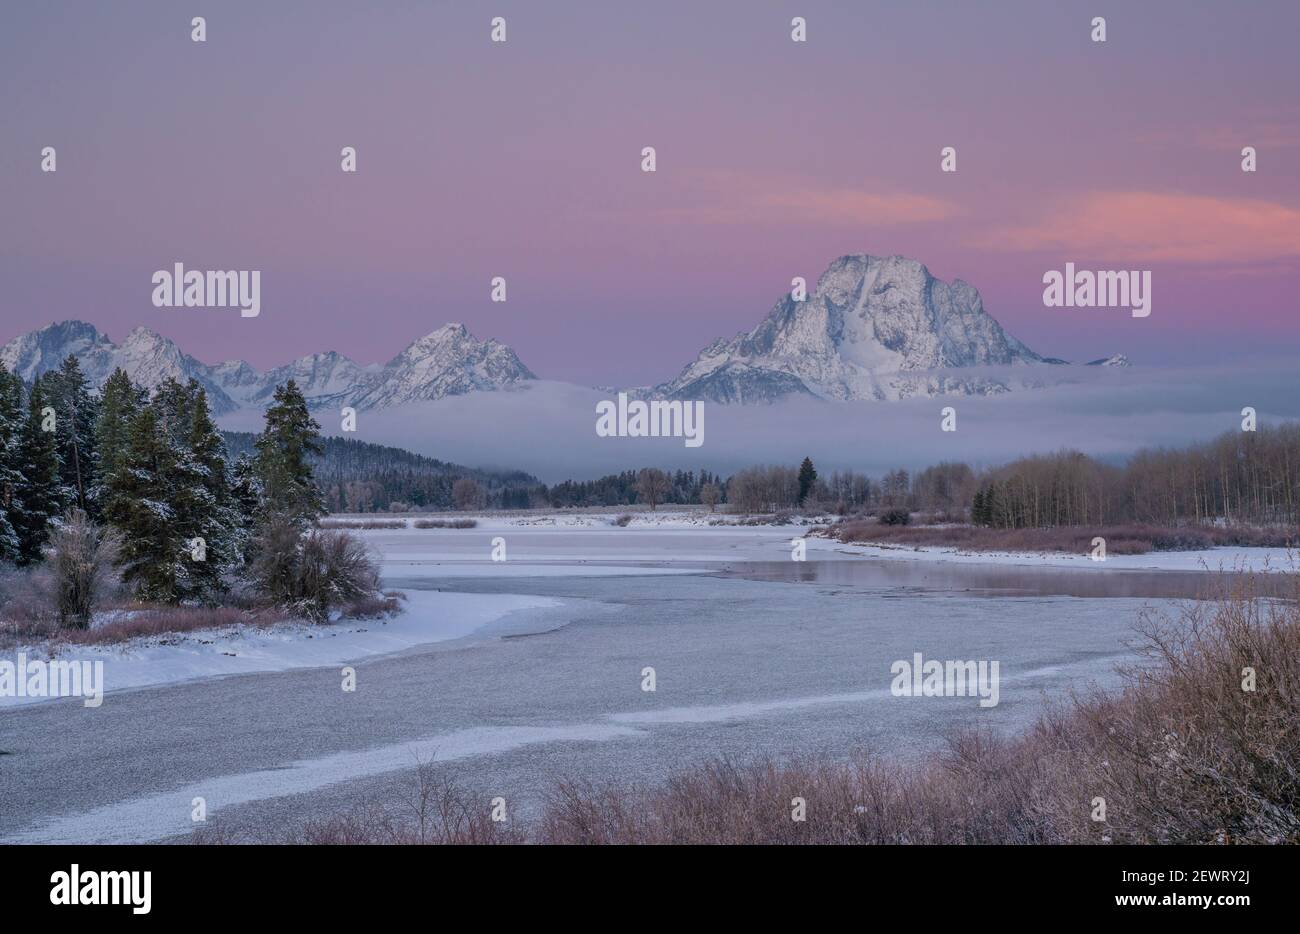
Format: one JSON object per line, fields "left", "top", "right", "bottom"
{"left": 221, "top": 432, "right": 541, "bottom": 512}
{"left": 547, "top": 469, "right": 724, "bottom": 508}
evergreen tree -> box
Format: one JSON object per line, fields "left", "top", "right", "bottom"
{"left": 0, "top": 365, "right": 25, "bottom": 562}
{"left": 141, "top": 378, "right": 239, "bottom": 600}
{"left": 92, "top": 368, "right": 146, "bottom": 509}
{"left": 229, "top": 453, "right": 261, "bottom": 563}
{"left": 103, "top": 403, "right": 184, "bottom": 600}
{"left": 253, "top": 380, "right": 324, "bottom": 528}
{"left": 971, "top": 487, "right": 986, "bottom": 526}
{"left": 13, "top": 381, "right": 65, "bottom": 564}
{"left": 982, "top": 483, "right": 1003, "bottom": 529}
{"left": 41, "top": 356, "right": 99, "bottom": 513}
{"left": 180, "top": 380, "right": 239, "bottom": 597}
{"left": 797, "top": 456, "right": 818, "bottom": 506}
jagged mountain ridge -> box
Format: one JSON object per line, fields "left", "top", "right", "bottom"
{"left": 652, "top": 254, "right": 1122, "bottom": 403}
{"left": 3, "top": 255, "right": 1122, "bottom": 412}
{"left": 0, "top": 321, "right": 535, "bottom": 414}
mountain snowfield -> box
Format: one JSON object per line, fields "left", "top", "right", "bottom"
{"left": 1, "top": 254, "right": 1121, "bottom": 414}
{"left": 653, "top": 255, "right": 1123, "bottom": 403}
{"left": 0, "top": 320, "right": 534, "bottom": 415}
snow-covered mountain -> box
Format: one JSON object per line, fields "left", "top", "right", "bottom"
{"left": 653, "top": 254, "right": 1120, "bottom": 403}
{"left": 1086, "top": 354, "right": 1131, "bottom": 367}
{"left": 350, "top": 324, "right": 535, "bottom": 409}
{"left": 0, "top": 320, "right": 534, "bottom": 414}
{"left": 2, "top": 256, "right": 1121, "bottom": 414}
{"left": 1, "top": 320, "right": 243, "bottom": 412}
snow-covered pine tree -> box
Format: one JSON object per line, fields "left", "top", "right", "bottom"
{"left": 253, "top": 380, "right": 325, "bottom": 529}
{"left": 102, "top": 401, "right": 183, "bottom": 600}
{"left": 13, "top": 379, "right": 66, "bottom": 564}
{"left": 90, "top": 367, "right": 146, "bottom": 513}
{"left": 0, "top": 364, "right": 26, "bottom": 562}
{"left": 179, "top": 379, "right": 239, "bottom": 598}
{"left": 229, "top": 453, "right": 262, "bottom": 564}
{"left": 143, "top": 377, "right": 242, "bottom": 601}
{"left": 41, "top": 356, "right": 99, "bottom": 514}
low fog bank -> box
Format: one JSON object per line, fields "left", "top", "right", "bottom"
{"left": 218, "top": 364, "right": 1300, "bottom": 483}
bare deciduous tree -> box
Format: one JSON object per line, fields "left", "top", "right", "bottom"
{"left": 452, "top": 477, "right": 485, "bottom": 511}
{"left": 48, "top": 508, "right": 121, "bottom": 628}
{"left": 635, "top": 468, "right": 670, "bottom": 511}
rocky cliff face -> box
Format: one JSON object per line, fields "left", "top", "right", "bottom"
{"left": 654, "top": 254, "right": 1074, "bottom": 403}
{"left": 1, "top": 321, "right": 534, "bottom": 413}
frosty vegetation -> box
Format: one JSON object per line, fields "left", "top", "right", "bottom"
{"left": 194, "top": 572, "right": 1300, "bottom": 845}
{"left": 0, "top": 356, "right": 390, "bottom": 642}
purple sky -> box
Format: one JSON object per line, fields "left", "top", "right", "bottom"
{"left": 3, "top": 1, "right": 1298, "bottom": 386}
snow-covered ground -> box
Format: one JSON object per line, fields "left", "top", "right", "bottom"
{"left": 5, "top": 513, "right": 1289, "bottom": 710}
{"left": 818, "top": 539, "right": 1298, "bottom": 573}
{"left": 0, "top": 590, "right": 557, "bottom": 709}
{"left": 350, "top": 509, "right": 1296, "bottom": 575}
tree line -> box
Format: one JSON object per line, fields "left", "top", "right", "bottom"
{"left": 540, "top": 426, "right": 1300, "bottom": 529}
{"left": 971, "top": 427, "right": 1300, "bottom": 529}
{"left": 0, "top": 355, "right": 377, "bottom": 624}
{"left": 221, "top": 431, "right": 541, "bottom": 513}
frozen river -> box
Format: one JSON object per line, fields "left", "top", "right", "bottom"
{"left": 2, "top": 518, "right": 1260, "bottom": 843}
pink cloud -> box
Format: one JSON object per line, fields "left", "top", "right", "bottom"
{"left": 981, "top": 191, "right": 1300, "bottom": 263}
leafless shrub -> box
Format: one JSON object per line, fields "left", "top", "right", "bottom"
{"left": 249, "top": 522, "right": 382, "bottom": 622}
{"left": 612, "top": 514, "right": 633, "bottom": 527}
{"left": 412, "top": 519, "right": 477, "bottom": 529}
{"left": 296, "top": 529, "right": 381, "bottom": 622}
{"left": 47, "top": 509, "right": 123, "bottom": 629}
{"left": 212, "top": 761, "right": 525, "bottom": 845}
{"left": 342, "top": 591, "right": 405, "bottom": 619}
{"left": 319, "top": 518, "right": 407, "bottom": 530}
{"left": 0, "top": 566, "right": 60, "bottom": 647}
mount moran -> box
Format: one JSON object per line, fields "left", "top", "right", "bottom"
{"left": 2, "top": 255, "right": 1124, "bottom": 413}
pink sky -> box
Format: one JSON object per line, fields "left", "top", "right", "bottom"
{"left": 2, "top": 1, "right": 1298, "bottom": 384}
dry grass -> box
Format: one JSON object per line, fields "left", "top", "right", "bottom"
{"left": 411, "top": 519, "right": 478, "bottom": 529}
{"left": 543, "top": 572, "right": 1300, "bottom": 845}
{"left": 2, "top": 575, "right": 397, "bottom": 649}
{"left": 834, "top": 520, "right": 1298, "bottom": 555}
{"left": 319, "top": 518, "right": 408, "bottom": 530}
{"left": 200, "top": 572, "right": 1300, "bottom": 845}
{"left": 342, "top": 590, "right": 406, "bottom": 619}
{"left": 61, "top": 605, "right": 293, "bottom": 646}
{"left": 193, "top": 761, "right": 524, "bottom": 845}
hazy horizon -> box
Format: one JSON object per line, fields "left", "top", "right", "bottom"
{"left": 4, "top": 0, "right": 1298, "bottom": 387}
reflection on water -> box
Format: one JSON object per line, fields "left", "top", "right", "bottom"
{"left": 720, "top": 560, "right": 1295, "bottom": 600}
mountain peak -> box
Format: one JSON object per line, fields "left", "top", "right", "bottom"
{"left": 355, "top": 323, "right": 534, "bottom": 409}
{"left": 654, "top": 253, "right": 1062, "bottom": 403}
{"left": 1, "top": 318, "right": 536, "bottom": 414}
{"left": 121, "top": 325, "right": 169, "bottom": 345}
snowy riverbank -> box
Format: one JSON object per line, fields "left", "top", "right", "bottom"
{"left": 0, "top": 590, "right": 558, "bottom": 709}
